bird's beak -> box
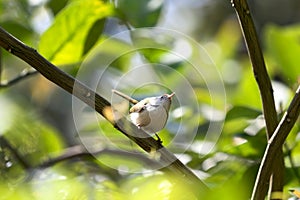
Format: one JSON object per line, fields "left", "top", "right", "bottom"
{"left": 167, "top": 92, "right": 175, "bottom": 99}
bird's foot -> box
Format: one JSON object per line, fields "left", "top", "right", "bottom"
{"left": 155, "top": 133, "right": 163, "bottom": 145}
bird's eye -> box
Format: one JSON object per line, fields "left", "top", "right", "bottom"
{"left": 160, "top": 96, "right": 164, "bottom": 100}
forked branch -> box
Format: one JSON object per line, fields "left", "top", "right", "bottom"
{"left": 231, "top": 0, "right": 284, "bottom": 199}
{"left": 252, "top": 86, "right": 300, "bottom": 200}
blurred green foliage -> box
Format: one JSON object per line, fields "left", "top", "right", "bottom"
{"left": 39, "top": 0, "right": 113, "bottom": 66}
{"left": 0, "top": 0, "right": 299, "bottom": 199}
{"left": 265, "top": 24, "right": 300, "bottom": 85}
{"left": 116, "top": 0, "right": 163, "bottom": 28}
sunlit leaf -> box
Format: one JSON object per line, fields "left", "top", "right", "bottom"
{"left": 231, "top": 67, "right": 262, "bottom": 109}
{"left": 285, "top": 123, "right": 300, "bottom": 147}
{"left": 285, "top": 130, "right": 300, "bottom": 167}
{"left": 122, "top": 174, "right": 198, "bottom": 200}
{"left": 95, "top": 179, "right": 125, "bottom": 200}
{"left": 265, "top": 25, "right": 300, "bottom": 84}
{"left": 0, "top": 95, "right": 17, "bottom": 134}
{"left": 2, "top": 101, "right": 65, "bottom": 166}
{"left": 0, "top": 183, "right": 34, "bottom": 200}
{"left": 31, "top": 165, "right": 123, "bottom": 199}
{"left": 223, "top": 132, "right": 266, "bottom": 159}
{"left": 203, "top": 171, "right": 251, "bottom": 200}
{"left": 215, "top": 19, "right": 241, "bottom": 61}
{"left": 32, "top": 168, "right": 88, "bottom": 200}
{"left": 39, "top": 0, "right": 114, "bottom": 65}
{"left": 206, "top": 19, "right": 241, "bottom": 69}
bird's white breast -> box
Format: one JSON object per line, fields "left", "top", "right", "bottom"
{"left": 130, "top": 105, "right": 168, "bottom": 134}
{"left": 144, "top": 105, "right": 168, "bottom": 133}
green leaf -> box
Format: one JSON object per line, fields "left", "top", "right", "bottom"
{"left": 223, "top": 132, "right": 266, "bottom": 159}
{"left": 204, "top": 172, "right": 250, "bottom": 200}
{"left": 122, "top": 174, "right": 198, "bottom": 200}
{"left": 47, "top": 0, "right": 69, "bottom": 15}
{"left": 0, "top": 183, "right": 34, "bottom": 200}
{"left": 82, "top": 36, "right": 134, "bottom": 71}
{"left": 5, "top": 117, "right": 65, "bottom": 166}
{"left": 0, "top": 21, "right": 33, "bottom": 45}
{"left": 2, "top": 102, "right": 65, "bottom": 166}
{"left": 0, "top": 95, "right": 18, "bottom": 134}
{"left": 83, "top": 18, "right": 106, "bottom": 56}
{"left": 39, "top": 0, "right": 114, "bottom": 66}
{"left": 231, "top": 68, "right": 262, "bottom": 109}
{"left": 32, "top": 169, "right": 87, "bottom": 200}
{"left": 265, "top": 25, "right": 300, "bottom": 84}
{"left": 226, "top": 106, "right": 261, "bottom": 121}
{"left": 117, "top": 0, "right": 163, "bottom": 27}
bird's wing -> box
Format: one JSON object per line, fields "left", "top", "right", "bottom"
{"left": 129, "top": 100, "right": 147, "bottom": 113}
{"left": 129, "top": 98, "right": 160, "bottom": 113}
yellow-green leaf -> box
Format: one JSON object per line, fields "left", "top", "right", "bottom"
{"left": 39, "top": 0, "right": 113, "bottom": 66}
{"left": 265, "top": 25, "right": 300, "bottom": 84}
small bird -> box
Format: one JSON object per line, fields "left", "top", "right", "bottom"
{"left": 112, "top": 90, "right": 175, "bottom": 143}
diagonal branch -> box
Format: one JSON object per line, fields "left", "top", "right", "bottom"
{"left": 0, "top": 27, "right": 208, "bottom": 192}
{"left": 251, "top": 85, "right": 300, "bottom": 200}
{"left": 231, "top": 0, "right": 284, "bottom": 199}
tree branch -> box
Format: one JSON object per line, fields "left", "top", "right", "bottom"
{"left": 231, "top": 0, "right": 278, "bottom": 138}
{"left": 0, "top": 69, "right": 38, "bottom": 88}
{"left": 0, "top": 27, "right": 208, "bottom": 192}
{"left": 251, "top": 85, "right": 300, "bottom": 200}
{"left": 38, "top": 145, "right": 161, "bottom": 169}
{"left": 231, "top": 0, "right": 284, "bottom": 199}
{"left": 0, "top": 136, "right": 31, "bottom": 169}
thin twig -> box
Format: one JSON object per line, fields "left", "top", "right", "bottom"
{"left": 0, "top": 69, "right": 38, "bottom": 88}
{"left": 0, "top": 27, "right": 208, "bottom": 192}
{"left": 38, "top": 145, "right": 161, "bottom": 169}
{"left": 231, "top": 0, "right": 284, "bottom": 199}
{"left": 112, "top": 89, "right": 138, "bottom": 104}
{"left": 0, "top": 48, "right": 38, "bottom": 87}
{"left": 0, "top": 136, "right": 31, "bottom": 169}
{"left": 251, "top": 85, "right": 300, "bottom": 200}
